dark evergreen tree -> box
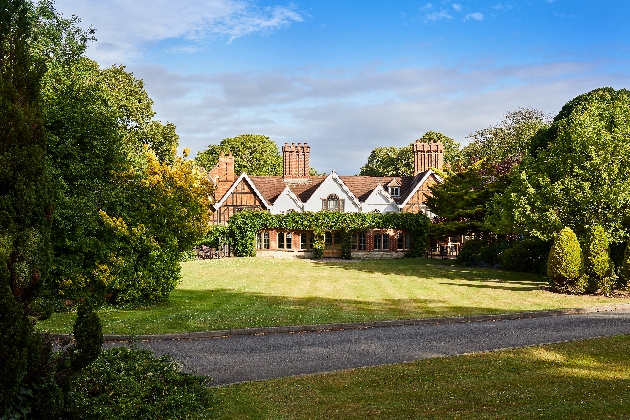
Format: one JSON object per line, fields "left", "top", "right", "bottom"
{"left": 0, "top": 2, "right": 102, "bottom": 416}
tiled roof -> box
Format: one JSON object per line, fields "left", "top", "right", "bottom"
{"left": 248, "top": 177, "right": 285, "bottom": 204}
{"left": 248, "top": 171, "right": 430, "bottom": 206}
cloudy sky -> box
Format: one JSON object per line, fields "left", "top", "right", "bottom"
{"left": 53, "top": 0, "right": 630, "bottom": 174}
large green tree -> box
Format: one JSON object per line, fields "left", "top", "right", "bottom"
{"left": 489, "top": 88, "right": 630, "bottom": 243}
{"left": 359, "top": 131, "right": 460, "bottom": 176}
{"left": 426, "top": 110, "right": 548, "bottom": 238}
{"left": 0, "top": 1, "right": 102, "bottom": 416}
{"left": 195, "top": 133, "right": 283, "bottom": 176}
{"left": 462, "top": 108, "right": 550, "bottom": 166}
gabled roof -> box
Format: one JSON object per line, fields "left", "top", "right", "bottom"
{"left": 221, "top": 169, "right": 441, "bottom": 211}
{"left": 398, "top": 170, "right": 442, "bottom": 208}
{"left": 363, "top": 183, "right": 396, "bottom": 206}
{"left": 249, "top": 176, "right": 327, "bottom": 205}
{"left": 214, "top": 173, "right": 272, "bottom": 209}
{"left": 275, "top": 186, "right": 305, "bottom": 212}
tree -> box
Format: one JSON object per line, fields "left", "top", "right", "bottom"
{"left": 425, "top": 160, "right": 508, "bottom": 238}
{"left": 359, "top": 131, "right": 460, "bottom": 176}
{"left": 359, "top": 146, "right": 412, "bottom": 176}
{"left": 547, "top": 227, "right": 582, "bottom": 291}
{"left": 426, "top": 111, "right": 547, "bottom": 239}
{"left": 489, "top": 88, "right": 630, "bottom": 243}
{"left": 462, "top": 108, "right": 550, "bottom": 167}
{"left": 93, "top": 149, "right": 213, "bottom": 303}
{"left": 195, "top": 134, "right": 283, "bottom": 176}
{"left": 0, "top": 1, "right": 101, "bottom": 416}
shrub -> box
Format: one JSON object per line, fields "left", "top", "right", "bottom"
{"left": 547, "top": 227, "right": 582, "bottom": 290}
{"left": 583, "top": 225, "right": 616, "bottom": 294}
{"left": 621, "top": 241, "right": 630, "bottom": 287}
{"left": 457, "top": 239, "right": 510, "bottom": 267}
{"left": 500, "top": 239, "right": 551, "bottom": 274}
{"left": 65, "top": 347, "right": 212, "bottom": 419}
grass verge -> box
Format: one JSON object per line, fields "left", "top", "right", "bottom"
{"left": 212, "top": 334, "right": 630, "bottom": 419}
{"left": 38, "top": 258, "right": 629, "bottom": 335}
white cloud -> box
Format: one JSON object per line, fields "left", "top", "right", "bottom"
{"left": 464, "top": 12, "right": 484, "bottom": 21}
{"left": 53, "top": 0, "right": 303, "bottom": 64}
{"left": 452, "top": 3, "right": 462, "bottom": 12}
{"left": 129, "top": 60, "right": 628, "bottom": 174}
{"left": 424, "top": 10, "right": 453, "bottom": 22}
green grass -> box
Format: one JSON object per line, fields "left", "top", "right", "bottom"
{"left": 212, "top": 335, "right": 630, "bottom": 419}
{"left": 38, "top": 258, "right": 629, "bottom": 335}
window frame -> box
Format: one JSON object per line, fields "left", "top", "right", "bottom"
{"left": 256, "top": 231, "right": 270, "bottom": 249}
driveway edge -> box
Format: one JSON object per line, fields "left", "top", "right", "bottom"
{"left": 42, "top": 303, "right": 630, "bottom": 343}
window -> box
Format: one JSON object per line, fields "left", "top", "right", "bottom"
{"left": 389, "top": 186, "right": 400, "bottom": 197}
{"left": 352, "top": 232, "right": 367, "bottom": 250}
{"left": 256, "top": 232, "right": 270, "bottom": 249}
{"left": 322, "top": 194, "right": 345, "bottom": 212}
{"left": 278, "top": 232, "right": 292, "bottom": 250}
{"left": 373, "top": 231, "right": 389, "bottom": 251}
{"left": 397, "top": 232, "right": 411, "bottom": 250}
{"left": 300, "top": 232, "right": 314, "bottom": 250}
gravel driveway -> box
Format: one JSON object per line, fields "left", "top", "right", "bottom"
{"left": 107, "top": 309, "right": 630, "bottom": 386}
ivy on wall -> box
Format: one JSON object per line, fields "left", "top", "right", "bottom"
{"left": 226, "top": 210, "right": 430, "bottom": 259}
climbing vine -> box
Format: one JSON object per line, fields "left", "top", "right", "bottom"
{"left": 227, "top": 210, "right": 430, "bottom": 258}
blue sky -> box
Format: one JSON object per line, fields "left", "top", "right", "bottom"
{"left": 53, "top": 0, "right": 630, "bottom": 174}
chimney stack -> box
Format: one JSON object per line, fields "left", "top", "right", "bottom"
{"left": 208, "top": 151, "right": 235, "bottom": 200}
{"left": 282, "top": 142, "right": 310, "bottom": 178}
{"left": 413, "top": 139, "right": 444, "bottom": 176}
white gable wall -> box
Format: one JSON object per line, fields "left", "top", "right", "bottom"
{"left": 362, "top": 185, "right": 400, "bottom": 213}
{"left": 303, "top": 173, "right": 361, "bottom": 212}
{"left": 270, "top": 187, "right": 303, "bottom": 214}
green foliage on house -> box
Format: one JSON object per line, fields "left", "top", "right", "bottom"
{"left": 227, "top": 210, "right": 430, "bottom": 259}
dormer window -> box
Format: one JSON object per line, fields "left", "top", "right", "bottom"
{"left": 322, "top": 194, "right": 345, "bottom": 212}
{"left": 387, "top": 179, "right": 401, "bottom": 197}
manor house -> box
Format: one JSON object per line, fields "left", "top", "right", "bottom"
{"left": 208, "top": 139, "right": 445, "bottom": 258}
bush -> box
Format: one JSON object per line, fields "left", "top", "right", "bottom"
{"left": 500, "top": 239, "right": 551, "bottom": 274}
{"left": 65, "top": 347, "right": 212, "bottom": 419}
{"left": 547, "top": 227, "right": 582, "bottom": 290}
{"left": 621, "top": 241, "right": 630, "bottom": 288}
{"left": 583, "top": 225, "right": 616, "bottom": 294}
{"left": 457, "top": 239, "right": 510, "bottom": 267}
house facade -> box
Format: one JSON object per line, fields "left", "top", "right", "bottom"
{"left": 208, "top": 139, "right": 445, "bottom": 258}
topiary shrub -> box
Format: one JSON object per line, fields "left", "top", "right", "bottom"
{"left": 547, "top": 227, "right": 582, "bottom": 291}
{"left": 500, "top": 239, "right": 551, "bottom": 274}
{"left": 583, "top": 225, "right": 616, "bottom": 294}
{"left": 621, "top": 241, "right": 630, "bottom": 288}
{"left": 65, "top": 346, "right": 212, "bottom": 419}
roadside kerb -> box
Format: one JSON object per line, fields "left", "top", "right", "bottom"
{"left": 44, "top": 303, "right": 630, "bottom": 343}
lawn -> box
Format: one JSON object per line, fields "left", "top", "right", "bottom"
{"left": 38, "top": 258, "right": 629, "bottom": 335}
{"left": 212, "top": 334, "right": 630, "bottom": 419}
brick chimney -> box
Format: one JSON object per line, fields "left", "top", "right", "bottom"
{"left": 413, "top": 139, "right": 444, "bottom": 175}
{"left": 208, "top": 152, "right": 235, "bottom": 200}
{"left": 282, "top": 142, "right": 310, "bottom": 178}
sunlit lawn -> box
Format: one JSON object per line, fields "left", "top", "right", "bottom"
{"left": 212, "top": 335, "right": 630, "bottom": 419}
{"left": 38, "top": 257, "right": 629, "bottom": 335}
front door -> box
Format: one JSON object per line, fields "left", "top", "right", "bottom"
{"left": 323, "top": 231, "right": 343, "bottom": 258}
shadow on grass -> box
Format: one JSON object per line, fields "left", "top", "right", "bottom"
{"left": 39, "top": 287, "right": 513, "bottom": 335}
{"left": 313, "top": 257, "right": 548, "bottom": 291}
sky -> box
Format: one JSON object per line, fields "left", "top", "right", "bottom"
{"left": 53, "top": 0, "right": 630, "bottom": 175}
